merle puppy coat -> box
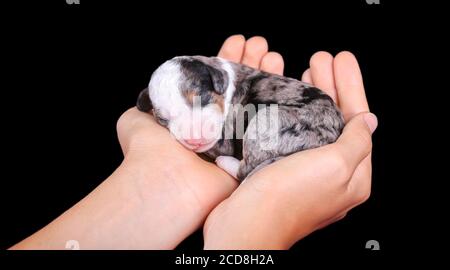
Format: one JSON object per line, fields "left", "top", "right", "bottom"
{"left": 137, "top": 56, "right": 344, "bottom": 181}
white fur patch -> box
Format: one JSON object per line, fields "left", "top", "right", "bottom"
{"left": 148, "top": 58, "right": 189, "bottom": 122}
{"left": 217, "top": 57, "right": 236, "bottom": 118}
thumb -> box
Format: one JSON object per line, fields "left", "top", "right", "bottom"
{"left": 334, "top": 112, "right": 377, "bottom": 169}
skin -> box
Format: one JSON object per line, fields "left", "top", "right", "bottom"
{"left": 10, "top": 35, "right": 377, "bottom": 250}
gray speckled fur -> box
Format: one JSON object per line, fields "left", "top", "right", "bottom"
{"left": 203, "top": 57, "right": 344, "bottom": 181}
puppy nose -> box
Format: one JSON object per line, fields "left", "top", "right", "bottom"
{"left": 185, "top": 138, "right": 208, "bottom": 146}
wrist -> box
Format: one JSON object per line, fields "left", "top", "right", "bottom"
{"left": 203, "top": 176, "right": 315, "bottom": 250}
{"left": 114, "top": 154, "right": 208, "bottom": 249}
{"left": 119, "top": 149, "right": 237, "bottom": 248}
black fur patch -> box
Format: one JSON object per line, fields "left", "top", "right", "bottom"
{"left": 136, "top": 88, "right": 152, "bottom": 112}
{"left": 301, "top": 87, "right": 333, "bottom": 104}
{"left": 179, "top": 59, "right": 226, "bottom": 96}
{"left": 280, "top": 124, "right": 300, "bottom": 136}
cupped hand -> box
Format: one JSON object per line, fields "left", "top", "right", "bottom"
{"left": 204, "top": 50, "right": 377, "bottom": 249}
{"left": 115, "top": 35, "right": 284, "bottom": 248}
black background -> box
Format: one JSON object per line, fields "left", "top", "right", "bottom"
{"left": 1, "top": 0, "right": 432, "bottom": 258}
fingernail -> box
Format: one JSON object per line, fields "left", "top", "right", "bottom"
{"left": 364, "top": 113, "right": 378, "bottom": 134}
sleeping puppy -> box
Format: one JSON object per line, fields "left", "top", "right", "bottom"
{"left": 137, "top": 56, "right": 344, "bottom": 181}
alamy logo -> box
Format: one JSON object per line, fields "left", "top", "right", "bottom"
{"left": 66, "top": 0, "right": 80, "bottom": 4}
{"left": 65, "top": 240, "right": 80, "bottom": 250}
{"left": 365, "top": 240, "right": 380, "bottom": 250}
{"left": 365, "top": 0, "right": 380, "bottom": 4}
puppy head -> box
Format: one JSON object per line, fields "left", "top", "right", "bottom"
{"left": 139, "top": 56, "right": 234, "bottom": 152}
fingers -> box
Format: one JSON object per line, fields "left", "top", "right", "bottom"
{"left": 333, "top": 113, "right": 377, "bottom": 174}
{"left": 334, "top": 51, "right": 369, "bottom": 121}
{"left": 218, "top": 35, "right": 246, "bottom": 62}
{"left": 219, "top": 35, "right": 283, "bottom": 76}
{"left": 309, "top": 51, "right": 338, "bottom": 103}
{"left": 332, "top": 52, "right": 373, "bottom": 208}
{"left": 241, "top": 36, "right": 269, "bottom": 68}
{"left": 260, "top": 52, "right": 284, "bottom": 75}
{"left": 301, "top": 68, "right": 312, "bottom": 84}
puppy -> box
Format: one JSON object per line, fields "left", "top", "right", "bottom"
{"left": 137, "top": 56, "right": 344, "bottom": 181}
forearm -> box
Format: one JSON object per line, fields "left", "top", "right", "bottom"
{"left": 10, "top": 156, "right": 203, "bottom": 250}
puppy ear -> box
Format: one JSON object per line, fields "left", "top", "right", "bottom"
{"left": 136, "top": 88, "right": 153, "bottom": 112}
{"left": 180, "top": 58, "right": 228, "bottom": 94}
{"left": 206, "top": 65, "right": 228, "bottom": 94}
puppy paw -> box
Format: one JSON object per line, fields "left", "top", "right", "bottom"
{"left": 215, "top": 156, "right": 240, "bottom": 179}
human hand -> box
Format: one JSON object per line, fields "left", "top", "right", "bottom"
{"left": 204, "top": 51, "right": 377, "bottom": 249}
